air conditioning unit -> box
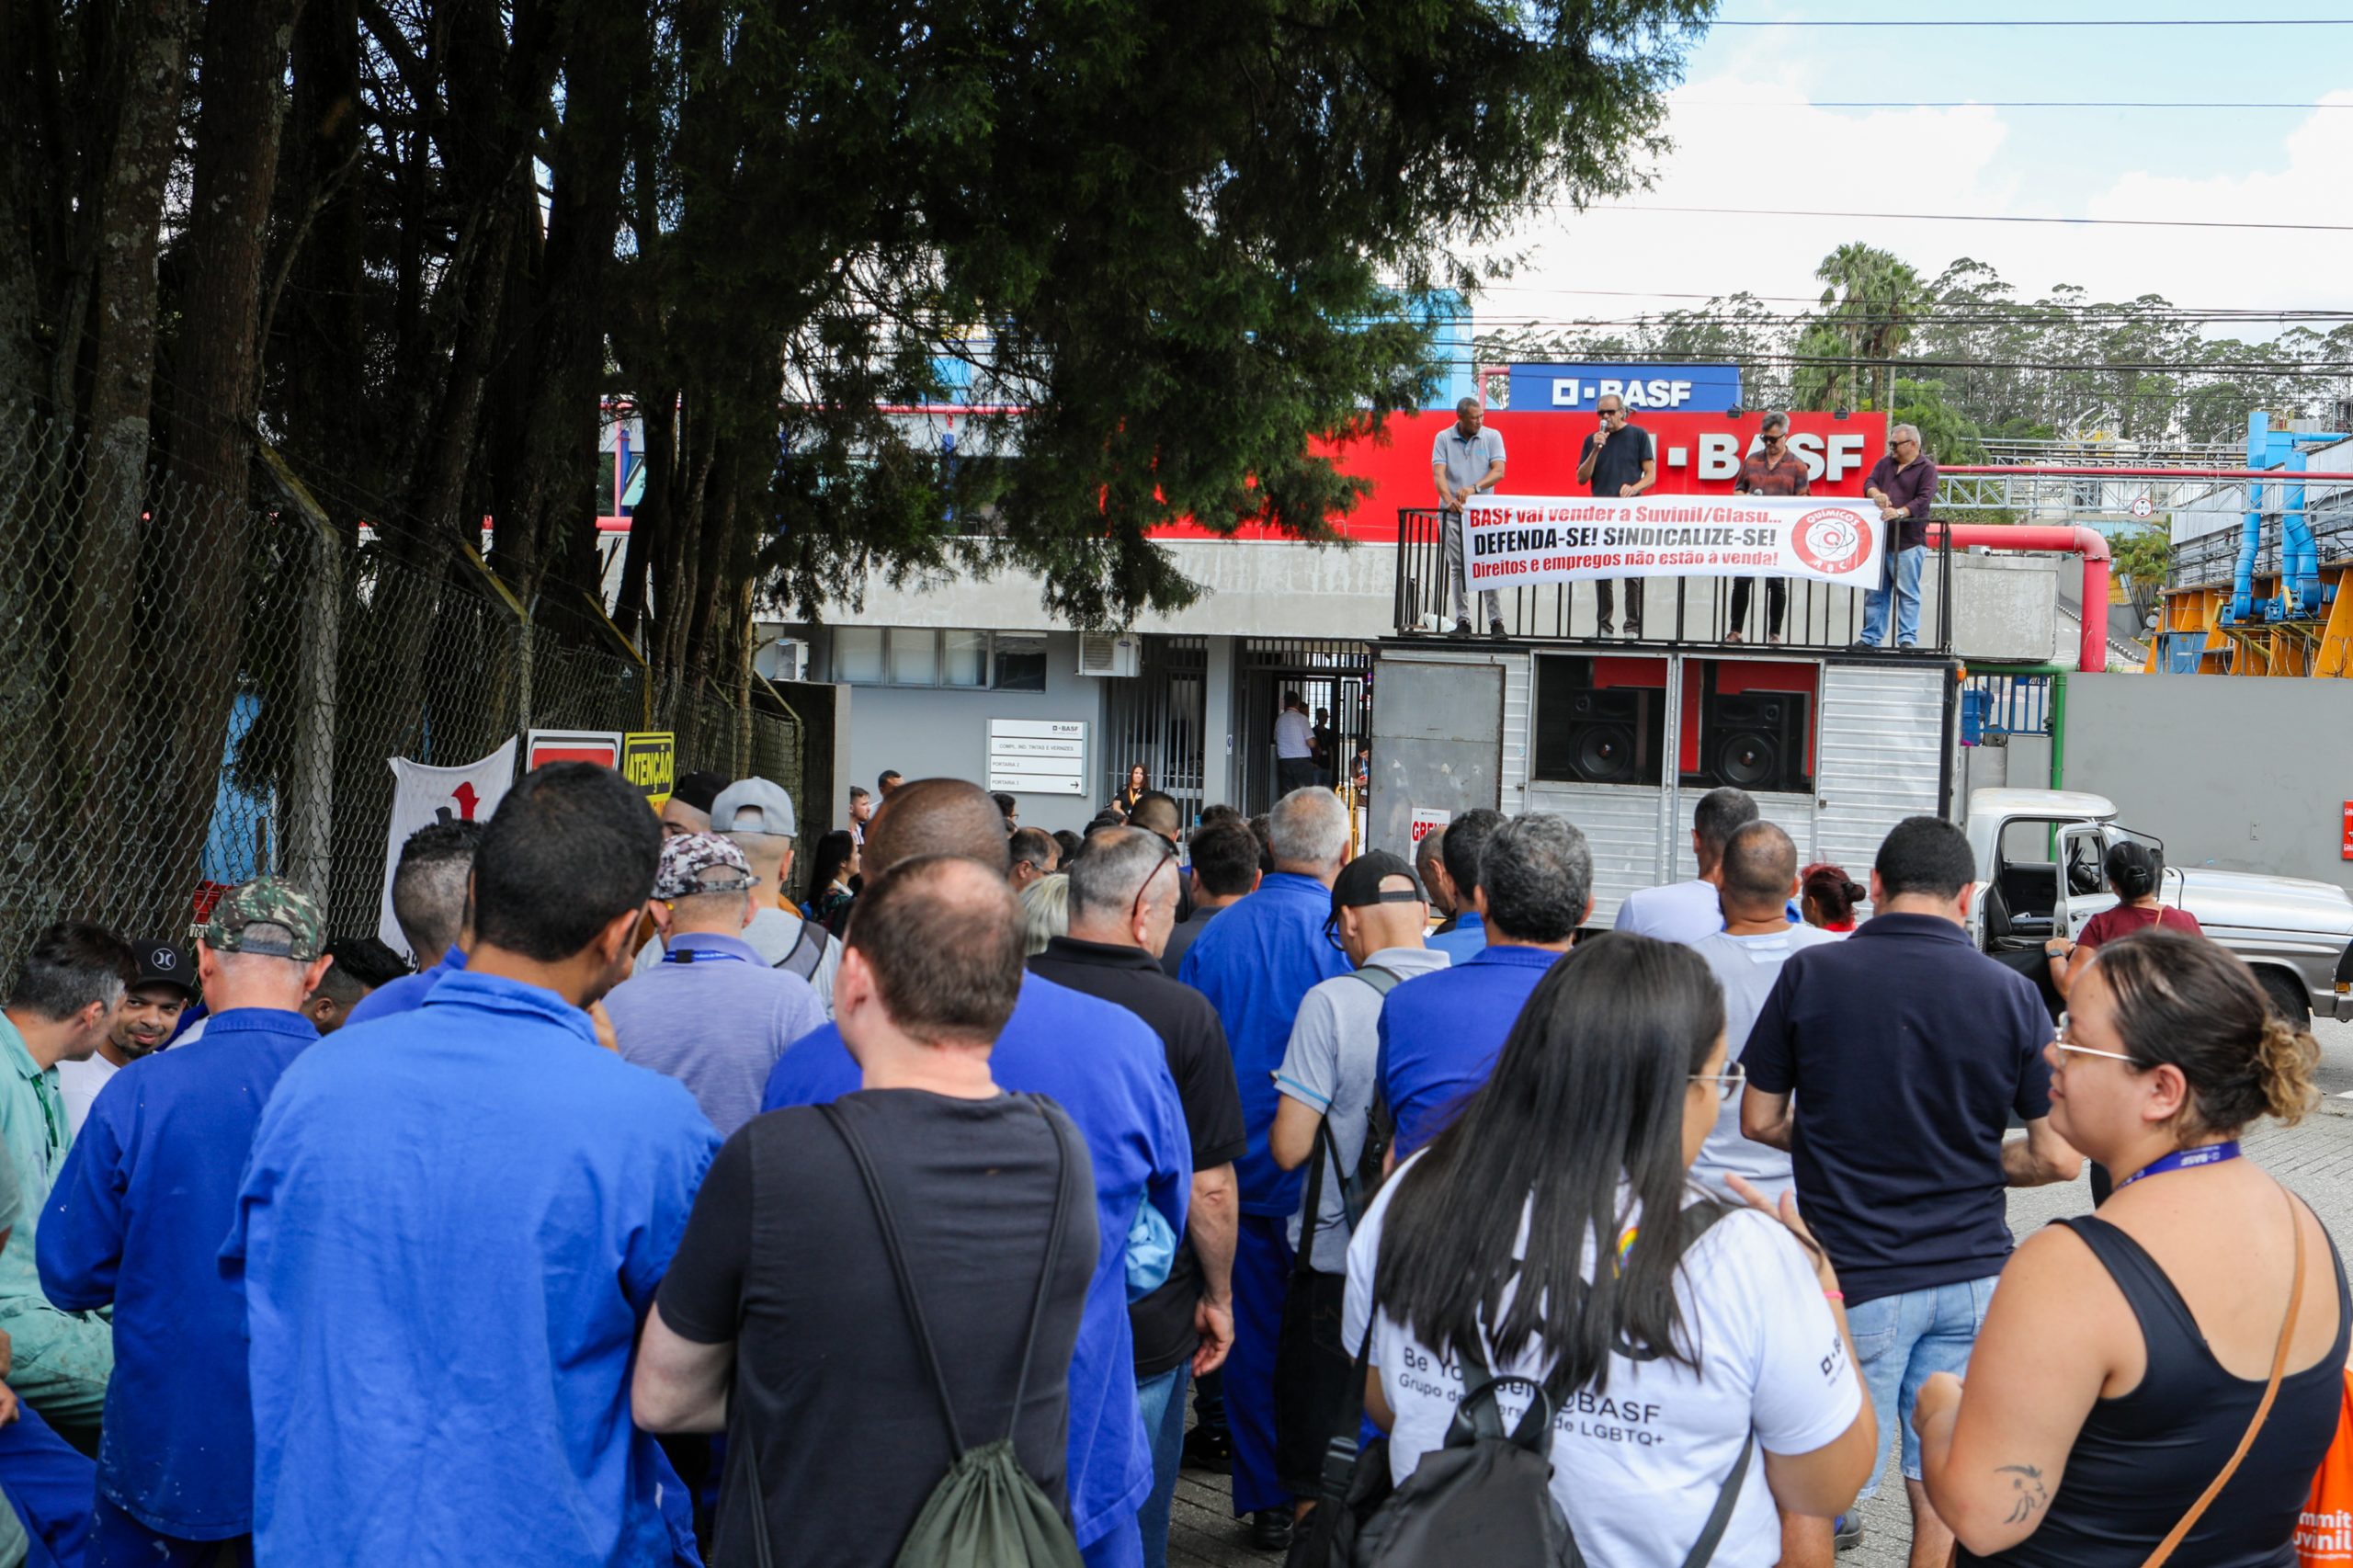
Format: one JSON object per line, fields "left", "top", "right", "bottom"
{"left": 754, "top": 637, "right": 809, "bottom": 682}
{"left": 1076, "top": 631, "right": 1142, "bottom": 677}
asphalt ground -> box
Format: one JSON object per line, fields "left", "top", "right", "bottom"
{"left": 1168, "top": 1016, "right": 2353, "bottom": 1567}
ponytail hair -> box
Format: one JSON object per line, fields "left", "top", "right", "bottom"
{"left": 1800, "top": 863, "right": 1865, "bottom": 926}
{"left": 2104, "top": 839, "right": 2163, "bottom": 901}
{"left": 2089, "top": 929, "right": 2319, "bottom": 1134}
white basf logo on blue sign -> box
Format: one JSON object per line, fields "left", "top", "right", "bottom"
{"left": 1504, "top": 363, "right": 1743, "bottom": 413}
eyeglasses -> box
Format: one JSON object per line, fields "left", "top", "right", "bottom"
{"left": 1691, "top": 1060, "right": 1747, "bottom": 1102}
{"left": 1131, "top": 845, "right": 1179, "bottom": 929}
{"left": 2051, "top": 1014, "right": 2140, "bottom": 1068}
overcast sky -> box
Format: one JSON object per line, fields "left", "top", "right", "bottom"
{"left": 1476, "top": 3, "right": 2353, "bottom": 339}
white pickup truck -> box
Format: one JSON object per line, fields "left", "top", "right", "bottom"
{"left": 1966, "top": 788, "right": 2353, "bottom": 1026}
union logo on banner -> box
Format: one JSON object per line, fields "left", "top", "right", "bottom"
{"left": 1792, "top": 508, "right": 1870, "bottom": 576}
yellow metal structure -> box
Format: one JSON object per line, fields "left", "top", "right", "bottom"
{"left": 2150, "top": 564, "right": 2353, "bottom": 677}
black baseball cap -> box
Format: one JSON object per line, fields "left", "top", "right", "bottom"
{"left": 672, "top": 770, "right": 727, "bottom": 814}
{"left": 128, "top": 939, "right": 194, "bottom": 997}
{"left": 1330, "top": 852, "right": 1425, "bottom": 919}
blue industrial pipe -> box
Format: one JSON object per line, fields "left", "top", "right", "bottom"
{"left": 2230, "top": 412, "right": 2265, "bottom": 622}
{"left": 2282, "top": 453, "right": 2322, "bottom": 613}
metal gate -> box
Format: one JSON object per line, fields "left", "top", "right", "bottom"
{"left": 1099, "top": 636, "right": 1208, "bottom": 822}
{"left": 1237, "top": 638, "right": 1373, "bottom": 814}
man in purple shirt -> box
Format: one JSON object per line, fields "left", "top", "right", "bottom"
{"left": 1855, "top": 423, "right": 1938, "bottom": 652}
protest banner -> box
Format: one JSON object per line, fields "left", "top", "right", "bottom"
{"left": 1459, "top": 493, "right": 1883, "bottom": 593}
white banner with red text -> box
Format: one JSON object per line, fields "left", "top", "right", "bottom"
{"left": 1459, "top": 494, "right": 1883, "bottom": 591}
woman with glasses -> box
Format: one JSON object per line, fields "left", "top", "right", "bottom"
{"left": 1342, "top": 934, "right": 1877, "bottom": 1564}
{"left": 1917, "top": 930, "right": 2341, "bottom": 1567}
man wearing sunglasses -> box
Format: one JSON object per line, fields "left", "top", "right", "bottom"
{"left": 1854, "top": 423, "right": 1938, "bottom": 653}
{"left": 1575, "top": 392, "right": 1656, "bottom": 638}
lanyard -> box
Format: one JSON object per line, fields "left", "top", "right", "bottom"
{"left": 2115, "top": 1139, "right": 2242, "bottom": 1190}
{"left": 660, "top": 946, "right": 749, "bottom": 967}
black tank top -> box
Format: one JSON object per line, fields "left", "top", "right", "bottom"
{"left": 1964, "top": 1213, "right": 2348, "bottom": 1568}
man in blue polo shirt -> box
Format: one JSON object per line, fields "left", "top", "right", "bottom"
{"left": 1380, "top": 812, "right": 1590, "bottom": 1156}
{"left": 1741, "top": 815, "right": 2079, "bottom": 1564}
{"left": 223, "top": 764, "right": 719, "bottom": 1565}
{"left": 605, "top": 832, "right": 825, "bottom": 1136}
{"left": 344, "top": 817, "right": 482, "bottom": 1027}
{"left": 43, "top": 876, "right": 333, "bottom": 1564}
{"left": 1425, "top": 808, "right": 1502, "bottom": 962}
{"left": 762, "top": 778, "right": 1189, "bottom": 1568}
{"left": 1178, "top": 787, "right": 1353, "bottom": 1550}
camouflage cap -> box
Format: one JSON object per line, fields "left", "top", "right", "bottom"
{"left": 201, "top": 877, "right": 326, "bottom": 961}
{"left": 654, "top": 832, "right": 759, "bottom": 901}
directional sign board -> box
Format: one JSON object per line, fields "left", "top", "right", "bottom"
{"left": 988, "top": 719, "right": 1087, "bottom": 797}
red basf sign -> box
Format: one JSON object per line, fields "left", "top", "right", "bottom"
{"left": 1152, "top": 409, "right": 1891, "bottom": 544}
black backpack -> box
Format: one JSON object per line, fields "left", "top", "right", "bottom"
{"left": 1343, "top": 964, "right": 1404, "bottom": 1225}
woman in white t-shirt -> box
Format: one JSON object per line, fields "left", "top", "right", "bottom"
{"left": 1344, "top": 932, "right": 1877, "bottom": 1567}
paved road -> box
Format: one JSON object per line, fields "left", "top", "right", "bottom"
{"left": 1171, "top": 1017, "right": 2353, "bottom": 1567}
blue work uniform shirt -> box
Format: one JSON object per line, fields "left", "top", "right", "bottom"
{"left": 340, "top": 943, "right": 467, "bottom": 1028}
{"left": 222, "top": 971, "right": 719, "bottom": 1566}
{"left": 1425, "top": 909, "right": 1487, "bottom": 964}
{"left": 761, "top": 972, "right": 1189, "bottom": 1551}
{"left": 1178, "top": 872, "right": 1350, "bottom": 1217}
{"left": 1379, "top": 944, "right": 1563, "bottom": 1156}
{"left": 40, "top": 1006, "right": 320, "bottom": 1539}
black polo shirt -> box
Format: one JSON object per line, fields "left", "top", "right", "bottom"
{"left": 1578, "top": 421, "right": 1654, "bottom": 497}
{"left": 1743, "top": 914, "right": 2053, "bottom": 1306}
{"left": 1029, "top": 937, "right": 1249, "bottom": 1377}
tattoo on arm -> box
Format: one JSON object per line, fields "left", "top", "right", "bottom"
{"left": 1995, "top": 1464, "right": 2050, "bottom": 1525}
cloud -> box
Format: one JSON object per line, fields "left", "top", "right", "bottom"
{"left": 1476, "top": 64, "right": 2353, "bottom": 336}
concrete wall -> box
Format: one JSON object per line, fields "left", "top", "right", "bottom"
{"left": 2063, "top": 672, "right": 2353, "bottom": 891}
{"left": 824, "top": 631, "right": 1109, "bottom": 835}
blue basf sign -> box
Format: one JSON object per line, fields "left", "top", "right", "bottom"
{"left": 1504, "top": 363, "right": 1743, "bottom": 414}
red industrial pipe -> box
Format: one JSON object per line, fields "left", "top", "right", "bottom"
{"left": 1926, "top": 524, "right": 2112, "bottom": 674}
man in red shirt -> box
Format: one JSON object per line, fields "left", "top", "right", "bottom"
{"left": 1729, "top": 413, "right": 1809, "bottom": 644}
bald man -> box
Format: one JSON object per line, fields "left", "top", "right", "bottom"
{"left": 760, "top": 780, "right": 1190, "bottom": 1568}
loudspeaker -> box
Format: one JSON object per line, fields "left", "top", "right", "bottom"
{"left": 1556, "top": 687, "right": 1656, "bottom": 785}
{"left": 1698, "top": 691, "right": 1811, "bottom": 794}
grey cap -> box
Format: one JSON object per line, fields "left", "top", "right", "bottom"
{"left": 710, "top": 777, "right": 796, "bottom": 838}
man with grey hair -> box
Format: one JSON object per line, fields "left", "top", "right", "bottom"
{"left": 1379, "top": 812, "right": 1592, "bottom": 1156}
{"left": 1431, "top": 394, "right": 1506, "bottom": 639}
{"left": 604, "top": 833, "right": 825, "bottom": 1136}
{"left": 1029, "top": 828, "right": 1243, "bottom": 1562}
{"left": 1178, "top": 788, "right": 1353, "bottom": 1549}
{"left": 1728, "top": 412, "right": 1811, "bottom": 644}
{"left": 632, "top": 775, "right": 841, "bottom": 1013}
{"left": 1856, "top": 422, "right": 1938, "bottom": 652}
{"left": 42, "top": 879, "right": 333, "bottom": 1562}
{"left": 1615, "top": 785, "right": 1760, "bottom": 944}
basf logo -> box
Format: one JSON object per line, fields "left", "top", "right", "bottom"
{"left": 1503, "top": 363, "right": 1743, "bottom": 414}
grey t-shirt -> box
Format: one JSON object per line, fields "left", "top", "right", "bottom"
{"left": 605, "top": 932, "right": 826, "bottom": 1138}
{"left": 1275, "top": 946, "right": 1451, "bottom": 1272}
{"left": 1691, "top": 926, "right": 1843, "bottom": 1199}
{"left": 1431, "top": 425, "right": 1506, "bottom": 499}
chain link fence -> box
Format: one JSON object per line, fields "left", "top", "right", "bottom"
{"left": 0, "top": 410, "right": 801, "bottom": 961}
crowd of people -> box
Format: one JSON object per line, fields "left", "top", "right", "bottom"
{"left": 0, "top": 761, "right": 2338, "bottom": 1568}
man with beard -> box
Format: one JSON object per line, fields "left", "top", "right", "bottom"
{"left": 57, "top": 941, "right": 191, "bottom": 1137}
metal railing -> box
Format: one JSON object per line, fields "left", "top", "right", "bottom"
{"left": 1392, "top": 508, "right": 1953, "bottom": 654}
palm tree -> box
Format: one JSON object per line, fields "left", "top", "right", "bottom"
{"left": 1813, "top": 244, "right": 1926, "bottom": 411}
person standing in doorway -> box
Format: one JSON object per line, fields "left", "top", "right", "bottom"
{"left": 1274, "top": 693, "right": 1317, "bottom": 796}
{"left": 1855, "top": 425, "right": 1938, "bottom": 653}
{"left": 1576, "top": 392, "right": 1657, "bottom": 639}
{"left": 1431, "top": 396, "right": 1506, "bottom": 640}
{"left": 1728, "top": 413, "right": 1810, "bottom": 645}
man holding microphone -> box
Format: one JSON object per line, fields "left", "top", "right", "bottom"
{"left": 1575, "top": 392, "right": 1657, "bottom": 638}
{"left": 1431, "top": 396, "right": 1506, "bottom": 640}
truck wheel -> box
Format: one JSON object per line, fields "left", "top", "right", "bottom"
{"left": 2256, "top": 968, "right": 2312, "bottom": 1029}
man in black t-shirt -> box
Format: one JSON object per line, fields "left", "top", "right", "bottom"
{"left": 632, "top": 856, "right": 1097, "bottom": 1568}
{"left": 1574, "top": 392, "right": 1657, "bottom": 638}
{"left": 1028, "top": 826, "right": 1245, "bottom": 1567}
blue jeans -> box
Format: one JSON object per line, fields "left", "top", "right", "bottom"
{"left": 1859, "top": 544, "right": 1926, "bottom": 648}
{"left": 1846, "top": 1277, "right": 1996, "bottom": 1499}
{"left": 1136, "top": 1364, "right": 1190, "bottom": 1568}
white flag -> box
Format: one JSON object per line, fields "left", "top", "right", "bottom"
{"left": 377, "top": 738, "right": 518, "bottom": 960}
